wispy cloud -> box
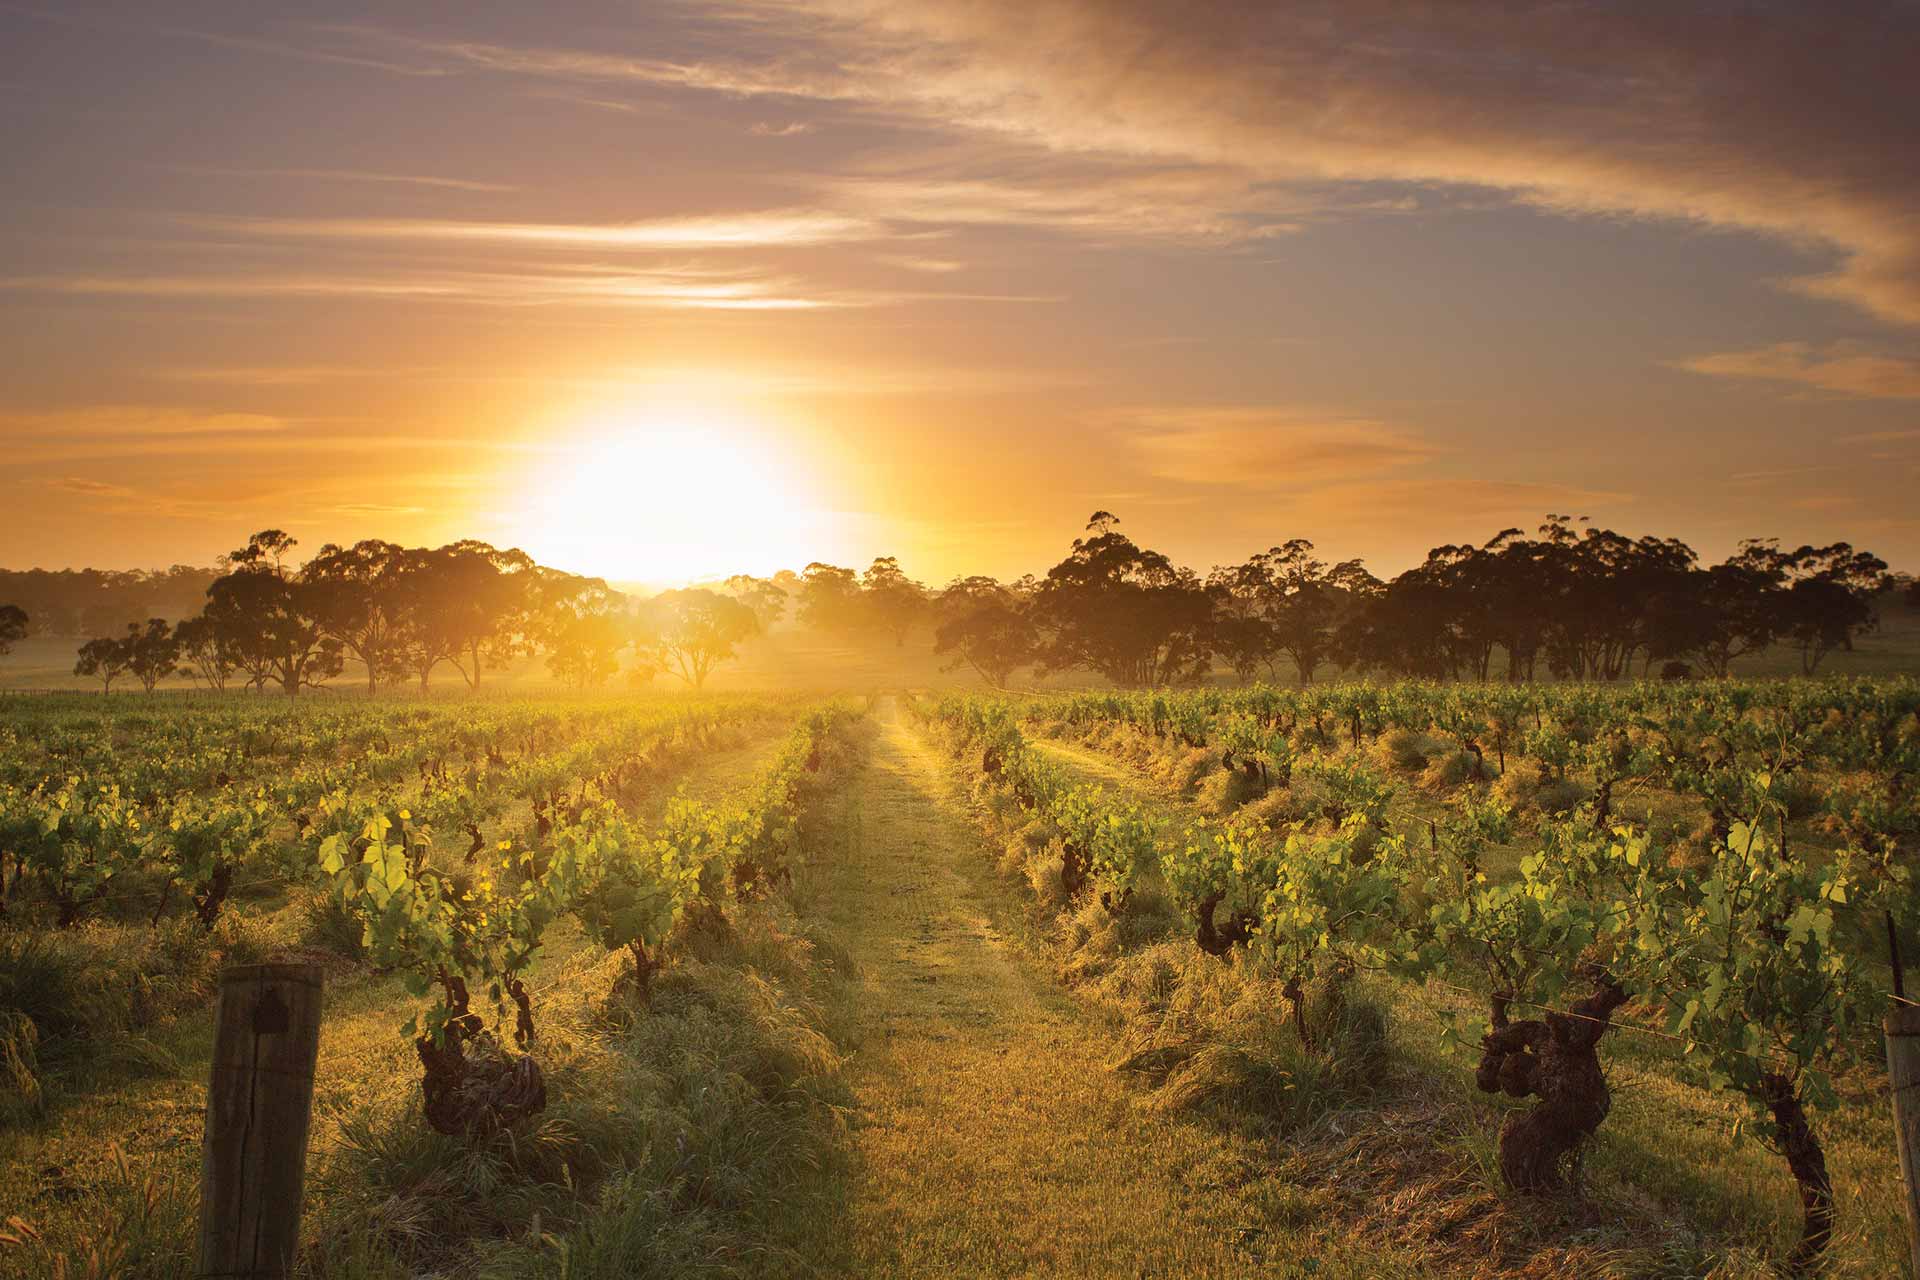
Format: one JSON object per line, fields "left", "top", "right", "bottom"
{"left": 0, "top": 267, "right": 842, "bottom": 309}
{"left": 823, "top": 168, "right": 1307, "bottom": 243}
{"left": 1121, "top": 406, "right": 1439, "bottom": 489}
{"left": 0, "top": 264, "right": 1055, "bottom": 311}
{"left": 179, "top": 209, "right": 882, "bottom": 249}
{"left": 328, "top": 502, "right": 428, "bottom": 516}
{"left": 41, "top": 476, "right": 227, "bottom": 518}
{"left": 1676, "top": 342, "right": 1920, "bottom": 400}
{"left": 1840, "top": 429, "right": 1920, "bottom": 446}
{"left": 320, "top": 24, "right": 872, "bottom": 100}
{"left": 2, "top": 405, "right": 288, "bottom": 437}
{"left": 1289, "top": 477, "right": 1634, "bottom": 526}
{"left": 316, "top": 3, "right": 1920, "bottom": 326}
{"left": 873, "top": 253, "right": 963, "bottom": 273}
{"left": 4, "top": 6, "right": 453, "bottom": 78}
{"left": 167, "top": 165, "right": 517, "bottom": 192}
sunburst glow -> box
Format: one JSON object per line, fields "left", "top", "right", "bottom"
{"left": 507, "top": 396, "right": 841, "bottom": 584}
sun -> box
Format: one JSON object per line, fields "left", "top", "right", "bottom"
{"left": 506, "top": 396, "right": 839, "bottom": 585}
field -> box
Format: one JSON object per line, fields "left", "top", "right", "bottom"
{"left": 7, "top": 591, "right": 1920, "bottom": 695}
{"left": 0, "top": 677, "right": 1916, "bottom": 1278}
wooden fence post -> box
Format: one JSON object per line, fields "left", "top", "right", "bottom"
{"left": 1890, "top": 1003, "right": 1920, "bottom": 1278}
{"left": 198, "top": 962, "right": 324, "bottom": 1280}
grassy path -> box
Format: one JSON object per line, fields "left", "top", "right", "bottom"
{"left": 809, "top": 696, "right": 1362, "bottom": 1279}
{"left": 1029, "top": 736, "right": 1147, "bottom": 790}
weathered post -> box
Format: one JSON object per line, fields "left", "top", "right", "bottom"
{"left": 198, "top": 962, "right": 324, "bottom": 1279}
{"left": 1889, "top": 1002, "right": 1920, "bottom": 1277}
{"left": 1888, "top": 914, "right": 1920, "bottom": 1278}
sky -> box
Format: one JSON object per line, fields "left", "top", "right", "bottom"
{"left": 2, "top": 0, "right": 1917, "bottom": 586}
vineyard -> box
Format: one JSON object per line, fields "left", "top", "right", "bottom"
{"left": 911, "top": 678, "right": 1920, "bottom": 1277}
{"left": 0, "top": 692, "right": 865, "bottom": 1277}
{"left": 0, "top": 680, "right": 1916, "bottom": 1276}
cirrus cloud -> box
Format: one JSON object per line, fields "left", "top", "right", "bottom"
{"left": 1121, "top": 406, "right": 1440, "bottom": 489}
{"left": 347, "top": 2, "right": 1920, "bottom": 326}
{"left": 1676, "top": 342, "right": 1920, "bottom": 400}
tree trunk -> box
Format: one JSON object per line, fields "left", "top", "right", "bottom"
{"left": 1760, "top": 1073, "right": 1834, "bottom": 1276}
{"left": 1282, "top": 974, "right": 1311, "bottom": 1052}
{"left": 1476, "top": 979, "right": 1627, "bottom": 1192}
{"left": 1194, "top": 892, "right": 1254, "bottom": 957}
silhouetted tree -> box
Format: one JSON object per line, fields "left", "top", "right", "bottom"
{"left": 123, "top": 618, "right": 183, "bottom": 693}
{"left": 173, "top": 613, "right": 234, "bottom": 690}
{"left": 544, "top": 612, "right": 623, "bottom": 689}
{"left": 723, "top": 574, "right": 789, "bottom": 629}
{"left": 934, "top": 576, "right": 1037, "bottom": 688}
{"left": 1778, "top": 542, "right": 1891, "bottom": 674}
{"left": 1203, "top": 561, "right": 1279, "bottom": 683}
{"left": 437, "top": 545, "right": 541, "bottom": 694}
{"left": 862, "top": 556, "right": 929, "bottom": 647}
{"left": 644, "top": 588, "right": 760, "bottom": 688}
{"left": 535, "top": 570, "right": 625, "bottom": 689}
{"left": 1668, "top": 541, "right": 1788, "bottom": 678}
{"left": 304, "top": 539, "right": 410, "bottom": 693}
{"left": 202, "top": 533, "right": 342, "bottom": 697}
{"left": 228, "top": 529, "right": 299, "bottom": 577}
{"left": 0, "top": 604, "right": 25, "bottom": 657}
{"left": 797, "top": 562, "right": 863, "bottom": 635}
{"left": 1030, "top": 513, "right": 1213, "bottom": 687}
{"left": 1268, "top": 542, "right": 1376, "bottom": 684}
{"left": 73, "top": 633, "right": 132, "bottom": 692}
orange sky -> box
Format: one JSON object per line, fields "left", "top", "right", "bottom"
{"left": 3, "top": 2, "right": 1918, "bottom": 586}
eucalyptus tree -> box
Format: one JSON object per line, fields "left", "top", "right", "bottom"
{"left": 797, "top": 562, "right": 863, "bottom": 635}
{"left": 0, "top": 604, "right": 25, "bottom": 656}
{"left": 1777, "top": 541, "right": 1891, "bottom": 674}
{"left": 172, "top": 614, "right": 234, "bottom": 690}
{"left": 202, "top": 532, "right": 342, "bottom": 697}
{"left": 722, "top": 573, "right": 789, "bottom": 629}
{"left": 643, "top": 588, "right": 761, "bottom": 688}
{"left": 303, "top": 538, "right": 411, "bottom": 693}
{"left": 934, "top": 576, "right": 1038, "bottom": 688}
{"left": 534, "top": 568, "right": 626, "bottom": 690}
{"left": 73, "top": 633, "right": 132, "bottom": 692}
{"left": 862, "top": 556, "right": 929, "bottom": 647}
{"left": 123, "top": 618, "right": 184, "bottom": 693}
{"left": 1030, "top": 512, "right": 1214, "bottom": 688}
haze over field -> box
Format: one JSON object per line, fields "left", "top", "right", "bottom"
{"left": 8, "top": 12, "right": 1920, "bottom": 1280}
{"left": 4, "top": 2, "right": 1920, "bottom": 585}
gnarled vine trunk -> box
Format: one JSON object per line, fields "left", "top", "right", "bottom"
{"left": 1760, "top": 1072, "right": 1834, "bottom": 1276}
{"left": 1475, "top": 977, "right": 1626, "bottom": 1192}
{"left": 193, "top": 862, "right": 233, "bottom": 928}
{"left": 415, "top": 970, "right": 546, "bottom": 1137}
{"left": 1193, "top": 891, "right": 1254, "bottom": 958}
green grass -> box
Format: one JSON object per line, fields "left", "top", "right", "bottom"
{"left": 792, "top": 698, "right": 1434, "bottom": 1277}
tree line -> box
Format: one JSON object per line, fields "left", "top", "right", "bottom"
{"left": 44, "top": 532, "right": 764, "bottom": 695}
{"left": 1, "top": 513, "right": 1915, "bottom": 692}
{"left": 928, "top": 512, "right": 1915, "bottom": 688}
{"left": 0, "top": 566, "right": 219, "bottom": 637}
